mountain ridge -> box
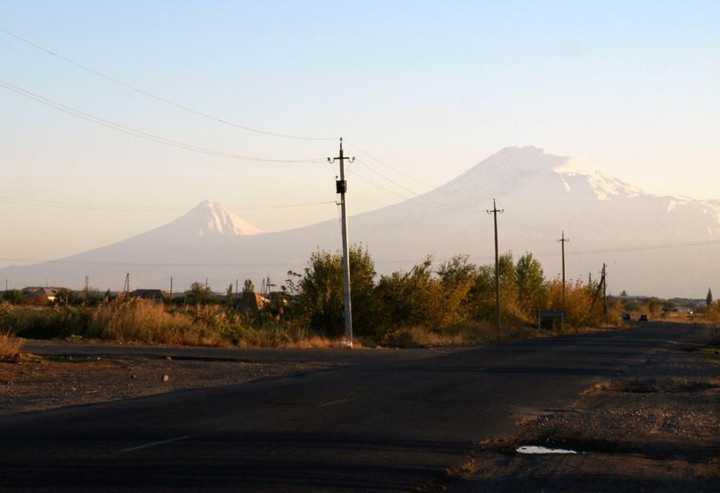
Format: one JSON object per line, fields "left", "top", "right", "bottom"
{"left": 2, "top": 146, "right": 718, "bottom": 298}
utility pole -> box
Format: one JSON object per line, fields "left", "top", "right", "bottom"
{"left": 123, "top": 273, "right": 130, "bottom": 295}
{"left": 602, "top": 263, "right": 607, "bottom": 319}
{"left": 487, "top": 199, "right": 504, "bottom": 334}
{"left": 328, "top": 138, "right": 355, "bottom": 347}
{"left": 170, "top": 277, "right": 173, "bottom": 297}
{"left": 557, "top": 231, "right": 569, "bottom": 311}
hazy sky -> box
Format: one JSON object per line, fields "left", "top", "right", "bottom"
{"left": 1, "top": 0, "right": 719, "bottom": 266}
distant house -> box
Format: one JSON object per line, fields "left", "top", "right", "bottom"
{"left": 22, "top": 287, "right": 63, "bottom": 303}
{"left": 238, "top": 291, "right": 269, "bottom": 311}
{"left": 129, "top": 289, "right": 170, "bottom": 300}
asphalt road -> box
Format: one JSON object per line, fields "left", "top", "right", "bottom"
{"left": 0, "top": 323, "right": 702, "bottom": 492}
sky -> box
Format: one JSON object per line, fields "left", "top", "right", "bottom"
{"left": 1, "top": 0, "right": 719, "bottom": 267}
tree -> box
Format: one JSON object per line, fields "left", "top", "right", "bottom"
{"left": 225, "top": 284, "right": 234, "bottom": 305}
{"left": 297, "top": 245, "right": 376, "bottom": 338}
{"left": 186, "top": 282, "right": 212, "bottom": 305}
{"left": 515, "top": 252, "right": 545, "bottom": 319}
{"left": 706, "top": 288, "right": 713, "bottom": 306}
{"left": 375, "top": 256, "right": 437, "bottom": 332}
{"left": 243, "top": 279, "right": 255, "bottom": 294}
{"left": 347, "top": 245, "right": 379, "bottom": 338}
{"left": 436, "top": 255, "right": 478, "bottom": 328}
{"left": 1, "top": 289, "right": 24, "bottom": 304}
{"left": 467, "top": 264, "right": 496, "bottom": 321}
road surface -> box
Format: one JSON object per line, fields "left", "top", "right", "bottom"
{"left": 0, "top": 323, "right": 699, "bottom": 492}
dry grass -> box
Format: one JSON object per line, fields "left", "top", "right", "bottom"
{"left": 89, "top": 300, "right": 348, "bottom": 348}
{"left": 1, "top": 296, "right": 608, "bottom": 350}
{"left": 380, "top": 321, "right": 508, "bottom": 348}
{"left": 283, "top": 336, "right": 348, "bottom": 349}
{"left": 90, "top": 299, "right": 213, "bottom": 345}
{"left": 0, "top": 331, "right": 21, "bottom": 360}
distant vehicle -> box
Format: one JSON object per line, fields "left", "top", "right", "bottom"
{"left": 622, "top": 313, "right": 631, "bottom": 321}
{"left": 638, "top": 314, "right": 648, "bottom": 322}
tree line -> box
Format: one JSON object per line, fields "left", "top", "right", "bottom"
{"left": 280, "top": 245, "right": 613, "bottom": 344}
{"left": 1, "top": 245, "right": 617, "bottom": 347}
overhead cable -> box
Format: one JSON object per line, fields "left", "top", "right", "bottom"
{"left": 0, "top": 26, "right": 336, "bottom": 142}
{"left": 0, "top": 79, "right": 323, "bottom": 163}
{"left": 0, "top": 196, "right": 336, "bottom": 212}
{"left": 344, "top": 140, "right": 438, "bottom": 190}
{"left": 3, "top": 239, "right": 720, "bottom": 270}
{"left": 353, "top": 158, "right": 486, "bottom": 212}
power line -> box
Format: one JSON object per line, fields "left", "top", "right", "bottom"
{"left": 0, "top": 258, "right": 311, "bottom": 267}
{"left": 343, "top": 140, "right": 438, "bottom": 190}
{"left": 3, "top": 237, "right": 719, "bottom": 269}
{"left": 0, "top": 79, "right": 323, "bottom": 163}
{"left": 0, "top": 26, "right": 336, "bottom": 142}
{"left": 352, "top": 158, "right": 487, "bottom": 212}
{"left": 565, "top": 240, "right": 720, "bottom": 257}
{"left": 0, "top": 196, "right": 336, "bottom": 212}
{"left": 347, "top": 140, "right": 499, "bottom": 205}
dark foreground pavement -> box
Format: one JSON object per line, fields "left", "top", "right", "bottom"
{"left": 0, "top": 323, "right": 702, "bottom": 492}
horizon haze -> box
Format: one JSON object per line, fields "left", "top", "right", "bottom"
{"left": 2, "top": 146, "right": 718, "bottom": 300}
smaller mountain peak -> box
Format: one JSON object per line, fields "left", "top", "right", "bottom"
{"left": 194, "top": 199, "right": 220, "bottom": 211}
{"left": 184, "top": 200, "right": 264, "bottom": 237}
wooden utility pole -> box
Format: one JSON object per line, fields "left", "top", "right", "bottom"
{"left": 487, "top": 199, "right": 504, "bottom": 334}
{"left": 328, "top": 138, "right": 355, "bottom": 347}
{"left": 558, "top": 231, "right": 569, "bottom": 311}
{"left": 602, "top": 263, "right": 607, "bottom": 318}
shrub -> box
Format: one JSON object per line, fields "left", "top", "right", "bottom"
{"left": 0, "top": 331, "right": 21, "bottom": 360}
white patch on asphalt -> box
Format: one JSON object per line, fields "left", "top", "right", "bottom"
{"left": 316, "top": 399, "right": 349, "bottom": 408}
{"left": 120, "top": 435, "right": 191, "bottom": 453}
{"left": 516, "top": 445, "right": 578, "bottom": 454}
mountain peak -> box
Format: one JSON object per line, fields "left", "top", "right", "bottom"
{"left": 436, "top": 146, "right": 569, "bottom": 198}
{"left": 488, "top": 146, "right": 569, "bottom": 171}
{"left": 186, "top": 200, "right": 264, "bottom": 237}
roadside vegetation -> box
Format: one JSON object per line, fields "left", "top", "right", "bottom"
{"left": 1, "top": 245, "right": 632, "bottom": 349}
{"left": 0, "top": 331, "right": 21, "bottom": 360}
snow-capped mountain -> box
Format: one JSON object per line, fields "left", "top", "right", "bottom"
{"left": 3, "top": 147, "right": 719, "bottom": 298}
{"left": 165, "top": 200, "right": 264, "bottom": 238}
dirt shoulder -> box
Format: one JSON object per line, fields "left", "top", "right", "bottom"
{"left": 0, "top": 350, "right": 337, "bottom": 415}
{"left": 440, "top": 327, "right": 720, "bottom": 492}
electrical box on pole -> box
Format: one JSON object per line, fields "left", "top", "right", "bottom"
{"left": 328, "top": 138, "right": 355, "bottom": 347}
